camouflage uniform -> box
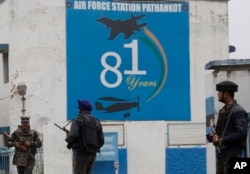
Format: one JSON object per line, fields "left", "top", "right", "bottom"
{"left": 8, "top": 125, "right": 42, "bottom": 174}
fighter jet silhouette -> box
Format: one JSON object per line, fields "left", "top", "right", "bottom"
{"left": 96, "top": 14, "right": 147, "bottom": 40}
{"left": 95, "top": 96, "right": 140, "bottom": 114}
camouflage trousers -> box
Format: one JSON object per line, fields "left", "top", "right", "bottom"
{"left": 73, "top": 154, "right": 96, "bottom": 174}
{"left": 14, "top": 153, "right": 35, "bottom": 174}
{"left": 17, "top": 165, "right": 34, "bottom": 174}
{"left": 216, "top": 154, "right": 241, "bottom": 174}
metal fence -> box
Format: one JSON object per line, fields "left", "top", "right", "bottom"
{"left": 0, "top": 147, "right": 43, "bottom": 174}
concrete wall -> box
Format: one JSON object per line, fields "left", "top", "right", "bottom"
{"left": 0, "top": 0, "right": 9, "bottom": 43}
{"left": 7, "top": 0, "right": 66, "bottom": 132}
{"left": 190, "top": 0, "right": 229, "bottom": 123}
{"left": 0, "top": 0, "right": 10, "bottom": 127}
{"left": 0, "top": 0, "right": 231, "bottom": 173}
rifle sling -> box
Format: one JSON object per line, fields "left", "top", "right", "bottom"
{"left": 219, "top": 104, "right": 236, "bottom": 145}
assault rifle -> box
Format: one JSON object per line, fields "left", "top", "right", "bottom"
{"left": 210, "top": 119, "right": 221, "bottom": 153}
{"left": 54, "top": 119, "right": 73, "bottom": 133}
{"left": 54, "top": 121, "right": 73, "bottom": 149}
{"left": 3, "top": 132, "right": 28, "bottom": 151}
{"left": 54, "top": 123, "right": 69, "bottom": 134}
{"left": 3, "top": 132, "right": 12, "bottom": 140}
{"left": 3, "top": 132, "right": 27, "bottom": 145}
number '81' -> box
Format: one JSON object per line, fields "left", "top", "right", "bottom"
{"left": 100, "top": 40, "right": 147, "bottom": 88}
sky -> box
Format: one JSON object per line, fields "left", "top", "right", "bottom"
{"left": 228, "top": 0, "right": 250, "bottom": 59}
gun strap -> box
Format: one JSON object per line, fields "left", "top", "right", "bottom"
{"left": 219, "top": 104, "right": 236, "bottom": 145}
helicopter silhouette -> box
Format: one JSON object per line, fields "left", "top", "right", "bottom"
{"left": 95, "top": 96, "right": 140, "bottom": 118}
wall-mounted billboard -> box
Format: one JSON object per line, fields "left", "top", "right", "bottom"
{"left": 67, "top": 0, "right": 190, "bottom": 121}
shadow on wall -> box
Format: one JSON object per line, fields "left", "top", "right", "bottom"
{"left": 0, "top": 0, "right": 6, "bottom": 4}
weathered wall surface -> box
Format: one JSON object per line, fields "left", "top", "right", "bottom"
{"left": 190, "top": 0, "right": 229, "bottom": 123}
{"left": 0, "top": 0, "right": 9, "bottom": 43}
{"left": 0, "top": 0, "right": 231, "bottom": 173}
{"left": 7, "top": 0, "right": 66, "bottom": 133}
{"left": 0, "top": 0, "right": 10, "bottom": 127}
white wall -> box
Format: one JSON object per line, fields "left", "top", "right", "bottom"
{"left": 7, "top": 0, "right": 66, "bottom": 133}
{"left": 0, "top": 0, "right": 9, "bottom": 43}
{"left": 126, "top": 121, "right": 166, "bottom": 174}
{"left": 44, "top": 123, "right": 72, "bottom": 174}
{"left": 0, "top": 0, "right": 231, "bottom": 173}
{"left": 189, "top": 1, "right": 229, "bottom": 123}
{"left": 0, "top": 0, "right": 11, "bottom": 127}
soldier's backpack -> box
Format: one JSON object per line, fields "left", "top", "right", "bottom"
{"left": 76, "top": 114, "right": 104, "bottom": 154}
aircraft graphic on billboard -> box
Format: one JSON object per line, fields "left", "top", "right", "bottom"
{"left": 97, "top": 14, "right": 147, "bottom": 40}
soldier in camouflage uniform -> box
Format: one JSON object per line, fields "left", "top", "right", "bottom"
{"left": 208, "top": 81, "right": 248, "bottom": 174}
{"left": 7, "top": 116, "right": 42, "bottom": 174}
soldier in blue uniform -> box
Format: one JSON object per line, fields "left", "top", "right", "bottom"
{"left": 7, "top": 116, "right": 42, "bottom": 174}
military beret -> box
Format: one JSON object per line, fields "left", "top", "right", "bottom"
{"left": 216, "top": 81, "right": 238, "bottom": 92}
{"left": 77, "top": 100, "right": 93, "bottom": 111}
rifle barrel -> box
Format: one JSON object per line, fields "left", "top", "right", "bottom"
{"left": 54, "top": 123, "right": 63, "bottom": 129}
{"left": 3, "top": 132, "right": 12, "bottom": 140}
{"left": 54, "top": 123, "right": 68, "bottom": 132}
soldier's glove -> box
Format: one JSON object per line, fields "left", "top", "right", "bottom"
{"left": 206, "top": 133, "right": 213, "bottom": 142}
{"left": 15, "top": 142, "right": 27, "bottom": 151}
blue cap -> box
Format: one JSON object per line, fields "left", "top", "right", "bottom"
{"left": 77, "top": 100, "right": 93, "bottom": 111}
